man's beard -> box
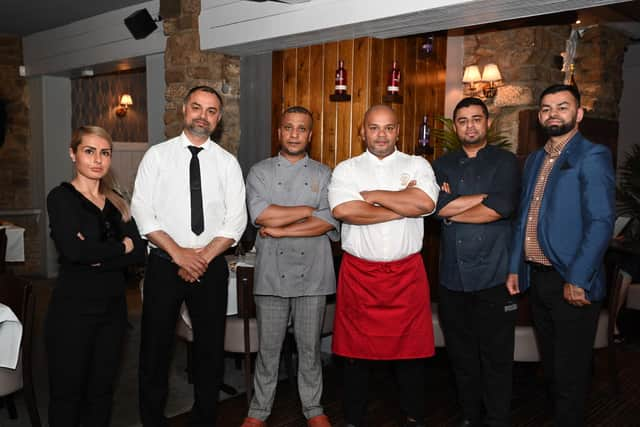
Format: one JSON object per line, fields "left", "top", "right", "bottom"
{"left": 543, "top": 118, "right": 576, "bottom": 137}
{"left": 281, "top": 143, "right": 306, "bottom": 156}
{"left": 460, "top": 135, "right": 485, "bottom": 146}
{"left": 187, "top": 120, "right": 213, "bottom": 137}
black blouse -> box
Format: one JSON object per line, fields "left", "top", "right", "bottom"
{"left": 47, "top": 182, "right": 146, "bottom": 298}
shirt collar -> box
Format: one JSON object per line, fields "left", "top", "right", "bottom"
{"left": 179, "top": 131, "right": 214, "bottom": 151}
{"left": 277, "top": 152, "right": 309, "bottom": 166}
{"left": 364, "top": 148, "right": 398, "bottom": 163}
{"left": 544, "top": 130, "right": 578, "bottom": 158}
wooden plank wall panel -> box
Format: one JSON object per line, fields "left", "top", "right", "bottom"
{"left": 309, "top": 44, "right": 325, "bottom": 162}
{"left": 296, "top": 46, "right": 311, "bottom": 109}
{"left": 393, "top": 38, "right": 408, "bottom": 153}
{"left": 403, "top": 37, "right": 418, "bottom": 155}
{"left": 369, "top": 38, "right": 385, "bottom": 105}
{"left": 272, "top": 35, "right": 446, "bottom": 167}
{"left": 322, "top": 42, "right": 339, "bottom": 168}
{"left": 271, "top": 50, "right": 284, "bottom": 155}
{"left": 282, "top": 49, "right": 297, "bottom": 111}
{"left": 336, "top": 39, "right": 354, "bottom": 164}
{"left": 351, "top": 37, "right": 371, "bottom": 157}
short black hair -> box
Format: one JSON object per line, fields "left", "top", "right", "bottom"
{"left": 281, "top": 106, "right": 313, "bottom": 129}
{"left": 539, "top": 84, "right": 581, "bottom": 107}
{"left": 184, "top": 85, "right": 224, "bottom": 111}
{"left": 453, "top": 97, "right": 489, "bottom": 120}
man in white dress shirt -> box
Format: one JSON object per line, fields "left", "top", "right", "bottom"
{"left": 328, "top": 105, "right": 439, "bottom": 427}
{"left": 131, "top": 86, "right": 247, "bottom": 426}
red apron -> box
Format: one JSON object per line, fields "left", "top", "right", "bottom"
{"left": 332, "top": 252, "right": 435, "bottom": 360}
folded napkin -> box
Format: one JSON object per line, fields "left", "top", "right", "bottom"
{"left": 0, "top": 303, "right": 23, "bottom": 369}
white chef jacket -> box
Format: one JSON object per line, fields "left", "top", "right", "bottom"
{"left": 328, "top": 149, "right": 439, "bottom": 262}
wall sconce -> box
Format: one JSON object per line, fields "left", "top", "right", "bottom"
{"left": 116, "top": 94, "right": 133, "bottom": 117}
{"left": 462, "top": 65, "right": 482, "bottom": 95}
{"left": 481, "top": 63, "right": 502, "bottom": 98}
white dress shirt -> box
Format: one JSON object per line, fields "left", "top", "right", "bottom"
{"left": 328, "top": 149, "right": 439, "bottom": 262}
{"left": 131, "top": 132, "right": 247, "bottom": 248}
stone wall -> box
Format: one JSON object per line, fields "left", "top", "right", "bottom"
{"left": 163, "top": 0, "right": 240, "bottom": 155}
{"left": 575, "top": 25, "right": 628, "bottom": 120}
{"left": 464, "top": 24, "right": 628, "bottom": 151}
{"left": 0, "top": 35, "right": 31, "bottom": 208}
{"left": 0, "top": 35, "right": 42, "bottom": 276}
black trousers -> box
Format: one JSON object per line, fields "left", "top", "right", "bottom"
{"left": 45, "top": 291, "right": 127, "bottom": 427}
{"left": 139, "top": 252, "right": 228, "bottom": 427}
{"left": 438, "top": 284, "right": 517, "bottom": 427}
{"left": 529, "top": 268, "right": 601, "bottom": 427}
{"left": 343, "top": 358, "right": 425, "bottom": 426}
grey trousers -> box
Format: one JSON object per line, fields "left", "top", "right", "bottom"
{"left": 248, "top": 294, "right": 327, "bottom": 421}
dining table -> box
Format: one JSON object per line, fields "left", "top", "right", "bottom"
{"left": 0, "top": 223, "right": 26, "bottom": 262}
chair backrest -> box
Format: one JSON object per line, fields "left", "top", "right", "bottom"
{"left": 608, "top": 267, "right": 633, "bottom": 340}
{"left": 0, "top": 228, "right": 7, "bottom": 273}
{"left": 236, "top": 266, "right": 256, "bottom": 319}
{"left": 0, "top": 273, "right": 36, "bottom": 388}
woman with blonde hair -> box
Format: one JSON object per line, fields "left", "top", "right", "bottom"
{"left": 45, "top": 125, "right": 146, "bottom": 426}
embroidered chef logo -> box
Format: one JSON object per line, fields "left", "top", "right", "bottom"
{"left": 311, "top": 177, "right": 320, "bottom": 193}
{"left": 399, "top": 173, "right": 411, "bottom": 187}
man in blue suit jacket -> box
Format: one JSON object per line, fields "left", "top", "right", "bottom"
{"left": 507, "top": 84, "right": 615, "bottom": 427}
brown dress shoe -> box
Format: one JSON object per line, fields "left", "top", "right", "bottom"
{"left": 307, "top": 414, "right": 332, "bottom": 427}
{"left": 241, "top": 417, "right": 266, "bottom": 427}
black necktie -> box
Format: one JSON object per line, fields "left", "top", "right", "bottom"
{"left": 188, "top": 146, "right": 204, "bottom": 235}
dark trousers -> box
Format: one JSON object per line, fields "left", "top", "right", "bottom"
{"left": 45, "top": 291, "right": 127, "bottom": 427}
{"left": 529, "top": 268, "right": 601, "bottom": 427}
{"left": 139, "top": 252, "right": 228, "bottom": 427}
{"left": 438, "top": 284, "right": 517, "bottom": 427}
{"left": 343, "top": 358, "right": 425, "bottom": 426}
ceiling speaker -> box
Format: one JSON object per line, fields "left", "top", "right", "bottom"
{"left": 124, "top": 9, "right": 158, "bottom": 40}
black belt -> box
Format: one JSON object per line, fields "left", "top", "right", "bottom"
{"left": 150, "top": 247, "right": 173, "bottom": 262}
{"left": 527, "top": 261, "right": 555, "bottom": 272}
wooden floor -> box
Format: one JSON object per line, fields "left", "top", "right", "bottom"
{"left": 170, "top": 327, "right": 640, "bottom": 427}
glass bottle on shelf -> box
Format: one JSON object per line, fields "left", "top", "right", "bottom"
{"left": 387, "top": 60, "right": 401, "bottom": 95}
{"left": 417, "top": 115, "right": 432, "bottom": 155}
{"left": 334, "top": 60, "right": 347, "bottom": 95}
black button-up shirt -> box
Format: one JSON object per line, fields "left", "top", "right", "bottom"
{"left": 433, "top": 144, "right": 520, "bottom": 292}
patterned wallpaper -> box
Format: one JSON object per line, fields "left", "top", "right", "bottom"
{"left": 71, "top": 70, "right": 148, "bottom": 142}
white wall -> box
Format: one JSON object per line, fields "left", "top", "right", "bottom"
{"left": 617, "top": 42, "right": 640, "bottom": 169}
{"left": 28, "top": 76, "right": 73, "bottom": 277}
{"left": 146, "top": 52, "right": 166, "bottom": 145}
{"left": 444, "top": 36, "right": 464, "bottom": 119}
{"left": 23, "top": 0, "right": 165, "bottom": 77}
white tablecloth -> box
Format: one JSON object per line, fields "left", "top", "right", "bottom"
{"left": 1, "top": 225, "right": 25, "bottom": 262}
{"left": 0, "top": 303, "right": 23, "bottom": 369}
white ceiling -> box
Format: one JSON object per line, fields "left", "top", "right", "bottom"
{"left": 0, "top": 0, "right": 150, "bottom": 36}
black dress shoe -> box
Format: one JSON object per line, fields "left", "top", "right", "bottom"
{"left": 456, "top": 420, "right": 474, "bottom": 427}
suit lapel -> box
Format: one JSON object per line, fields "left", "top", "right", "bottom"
{"left": 524, "top": 150, "right": 546, "bottom": 202}
{"left": 541, "top": 135, "right": 580, "bottom": 212}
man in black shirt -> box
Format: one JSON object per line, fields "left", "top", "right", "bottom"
{"left": 433, "top": 97, "right": 520, "bottom": 427}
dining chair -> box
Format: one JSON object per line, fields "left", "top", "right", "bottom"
{"left": 0, "top": 228, "right": 7, "bottom": 273}
{"left": 0, "top": 273, "right": 41, "bottom": 426}
{"left": 223, "top": 266, "right": 259, "bottom": 404}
